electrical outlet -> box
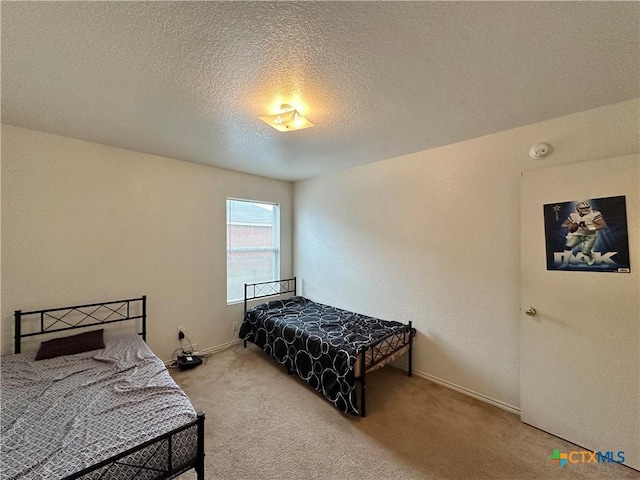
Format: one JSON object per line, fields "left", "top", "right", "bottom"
{"left": 177, "top": 326, "right": 186, "bottom": 341}
{"left": 232, "top": 321, "right": 238, "bottom": 332}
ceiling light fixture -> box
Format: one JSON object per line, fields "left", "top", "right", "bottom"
{"left": 259, "top": 104, "right": 314, "bottom": 132}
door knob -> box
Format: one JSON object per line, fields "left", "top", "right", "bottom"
{"left": 524, "top": 307, "right": 537, "bottom": 316}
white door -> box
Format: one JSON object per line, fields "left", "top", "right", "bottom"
{"left": 520, "top": 155, "right": 639, "bottom": 470}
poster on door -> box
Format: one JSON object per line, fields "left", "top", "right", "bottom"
{"left": 543, "top": 195, "right": 630, "bottom": 272}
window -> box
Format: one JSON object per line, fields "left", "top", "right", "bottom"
{"left": 226, "top": 198, "right": 280, "bottom": 303}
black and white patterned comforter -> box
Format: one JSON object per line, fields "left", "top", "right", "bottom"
{"left": 0, "top": 334, "right": 197, "bottom": 480}
{"left": 239, "top": 296, "right": 408, "bottom": 415}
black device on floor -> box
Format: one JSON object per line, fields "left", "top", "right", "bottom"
{"left": 178, "top": 353, "right": 202, "bottom": 370}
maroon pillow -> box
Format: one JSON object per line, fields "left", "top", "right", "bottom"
{"left": 35, "top": 329, "right": 105, "bottom": 361}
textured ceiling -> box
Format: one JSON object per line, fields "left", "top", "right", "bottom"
{"left": 2, "top": 2, "right": 639, "bottom": 181}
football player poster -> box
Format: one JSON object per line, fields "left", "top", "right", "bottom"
{"left": 543, "top": 195, "right": 630, "bottom": 272}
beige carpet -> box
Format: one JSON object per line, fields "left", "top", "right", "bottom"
{"left": 171, "top": 343, "right": 639, "bottom": 480}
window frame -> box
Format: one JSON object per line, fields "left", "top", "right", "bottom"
{"left": 226, "top": 197, "right": 280, "bottom": 305}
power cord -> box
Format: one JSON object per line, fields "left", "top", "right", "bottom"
{"left": 168, "top": 324, "right": 240, "bottom": 368}
{"left": 179, "top": 331, "right": 200, "bottom": 354}
{"left": 167, "top": 329, "right": 211, "bottom": 369}
{"left": 212, "top": 322, "right": 241, "bottom": 355}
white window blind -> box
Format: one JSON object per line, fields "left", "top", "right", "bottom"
{"left": 226, "top": 199, "right": 280, "bottom": 303}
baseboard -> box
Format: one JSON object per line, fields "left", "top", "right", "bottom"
{"left": 200, "top": 338, "right": 243, "bottom": 355}
{"left": 412, "top": 368, "right": 521, "bottom": 415}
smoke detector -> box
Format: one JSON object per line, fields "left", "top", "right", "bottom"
{"left": 529, "top": 143, "right": 553, "bottom": 160}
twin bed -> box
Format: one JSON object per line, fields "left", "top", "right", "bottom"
{"left": 2, "top": 296, "right": 205, "bottom": 480}
{"left": 240, "top": 278, "right": 415, "bottom": 416}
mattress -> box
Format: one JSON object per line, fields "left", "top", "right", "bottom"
{"left": 0, "top": 334, "right": 197, "bottom": 480}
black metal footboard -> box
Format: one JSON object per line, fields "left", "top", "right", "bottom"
{"left": 355, "top": 322, "right": 415, "bottom": 417}
{"left": 65, "top": 412, "right": 206, "bottom": 480}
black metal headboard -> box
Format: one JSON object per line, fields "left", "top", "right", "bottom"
{"left": 14, "top": 295, "right": 147, "bottom": 354}
{"left": 244, "top": 278, "right": 296, "bottom": 315}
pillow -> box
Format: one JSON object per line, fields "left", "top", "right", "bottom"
{"left": 35, "top": 329, "right": 105, "bottom": 361}
{"left": 253, "top": 297, "right": 307, "bottom": 311}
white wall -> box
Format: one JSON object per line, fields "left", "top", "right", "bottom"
{"left": 293, "top": 99, "right": 639, "bottom": 410}
{"left": 2, "top": 99, "right": 637, "bottom": 410}
{"left": 1, "top": 125, "right": 293, "bottom": 361}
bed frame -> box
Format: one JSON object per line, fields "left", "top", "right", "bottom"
{"left": 243, "top": 278, "right": 415, "bottom": 417}
{"left": 13, "top": 295, "right": 206, "bottom": 480}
